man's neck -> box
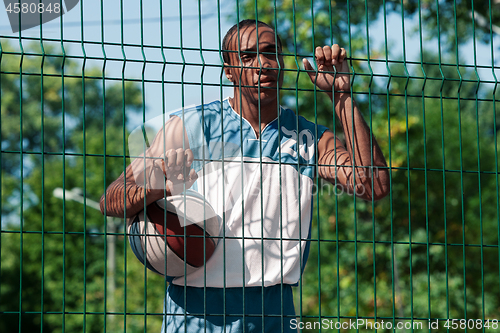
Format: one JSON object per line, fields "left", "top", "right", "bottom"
{"left": 229, "top": 93, "right": 279, "bottom": 138}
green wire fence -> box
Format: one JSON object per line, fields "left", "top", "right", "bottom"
{"left": 1, "top": 0, "right": 499, "bottom": 332}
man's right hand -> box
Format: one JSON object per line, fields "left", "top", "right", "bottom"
{"left": 159, "top": 148, "right": 198, "bottom": 196}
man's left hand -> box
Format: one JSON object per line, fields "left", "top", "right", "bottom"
{"left": 303, "top": 45, "right": 350, "bottom": 96}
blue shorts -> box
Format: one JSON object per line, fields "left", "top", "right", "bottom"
{"left": 162, "top": 284, "right": 297, "bottom": 332}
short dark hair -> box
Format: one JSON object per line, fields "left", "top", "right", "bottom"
{"left": 222, "top": 19, "right": 283, "bottom": 64}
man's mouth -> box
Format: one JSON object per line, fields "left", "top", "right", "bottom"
{"left": 257, "top": 77, "right": 277, "bottom": 87}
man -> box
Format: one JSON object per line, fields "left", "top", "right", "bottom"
{"left": 101, "top": 19, "right": 389, "bottom": 332}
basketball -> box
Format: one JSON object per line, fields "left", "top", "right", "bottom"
{"left": 127, "top": 190, "right": 221, "bottom": 277}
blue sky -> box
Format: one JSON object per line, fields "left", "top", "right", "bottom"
{"left": 0, "top": 0, "right": 498, "bottom": 129}
{"left": 0, "top": 0, "right": 236, "bottom": 126}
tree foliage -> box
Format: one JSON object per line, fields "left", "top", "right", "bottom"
{"left": 302, "top": 57, "right": 500, "bottom": 328}
{"left": 0, "top": 40, "right": 166, "bottom": 332}
{"left": 236, "top": 0, "right": 500, "bottom": 53}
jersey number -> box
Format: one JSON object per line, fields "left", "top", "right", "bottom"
{"left": 281, "top": 127, "right": 314, "bottom": 161}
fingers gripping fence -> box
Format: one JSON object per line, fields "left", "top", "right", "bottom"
{"left": 0, "top": 1, "right": 499, "bottom": 332}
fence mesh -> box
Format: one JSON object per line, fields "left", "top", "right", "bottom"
{"left": 1, "top": 0, "right": 499, "bottom": 332}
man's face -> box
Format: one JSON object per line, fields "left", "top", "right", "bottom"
{"left": 224, "top": 25, "right": 284, "bottom": 104}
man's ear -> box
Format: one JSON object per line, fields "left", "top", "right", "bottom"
{"left": 224, "top": 63, "right": 233, "bottom": 82}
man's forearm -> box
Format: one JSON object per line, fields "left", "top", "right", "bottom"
{"left": 99, "top": 169, "right": 166, "bottom": 218}
{"left": 334, "top": 93, "right": 385, "bottom": 166}
{"left": 333, "top": 92, "right": 389, "bottom": 199}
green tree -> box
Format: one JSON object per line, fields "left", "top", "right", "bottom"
{"left": 236, "top": 0, "right": 499, "bottom": 52}
{"left": 302, "top": 56, "right": 499, "bottom": 329}
{"left": 1, "top": 40, "right": 166, "bottom": 332}
{"left": 397, "top": 0, "right": 500, "bottom": 50}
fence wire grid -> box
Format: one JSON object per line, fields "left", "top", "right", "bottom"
{"left": 1, "top": 0, "right": 500, "bottom": 332}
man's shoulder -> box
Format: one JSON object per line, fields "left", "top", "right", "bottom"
{"left": 170, "top": 99, "right": 225, "bottom": 119}
{"left": 279, "top": 106, "right": 328, "bottom": 134}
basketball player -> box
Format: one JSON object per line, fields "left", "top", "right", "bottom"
{"left": 100, "top": 19, "right": 389, "bottom": 332}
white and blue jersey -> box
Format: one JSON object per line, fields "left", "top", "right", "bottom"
{"left": 163, "top": 98, "right": 328, "bottom": 332}
{"left": 171, "top": 98, "right": 328, "bottom": 288}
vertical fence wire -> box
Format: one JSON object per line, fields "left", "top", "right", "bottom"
{"left": 453, "top": 0, "right": 468, "bottom": 325}
{"left": 436, "top": 0, "right": 451, "bottom": 327}
{"left": 491, "top": 0, "right": 500, "bottom": 321}
{"left": 38, "top": 8, "right": 45, "bottom": 331}
{"left": 382, "top": 0, "right": 399, "bottom": 328}
{"left": 119, "top": 0, "right": 128, "bottom": 330}
{"left": 59, "top": 2, "right": 67, "bottom": 329}
{"left": 271, "top": 2, "right": 284, "bottom": 332}
{"left": 362, "top": 1, "right": 378, "bottom": 328}
{"left": 418, "top": 0, "right": 431, "bottom": 325}
{"left": 18, "top": 16, "right": 24, "bottom": 333}
{"left": 79, "top": 0, "right": 87, "bottom": 328}
{"left": 471, "top": 2, "right": 486, "bottom": 330}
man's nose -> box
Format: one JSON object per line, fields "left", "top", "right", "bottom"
{"left": 257, "top": 54, "right": 273, "bottom": 72}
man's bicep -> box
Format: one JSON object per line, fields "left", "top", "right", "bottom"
{"left": 128, "top": 116, "right": 189, "bottom": 185}
{"left": 146, "top": 115, "right": 190, "bottom": 158}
